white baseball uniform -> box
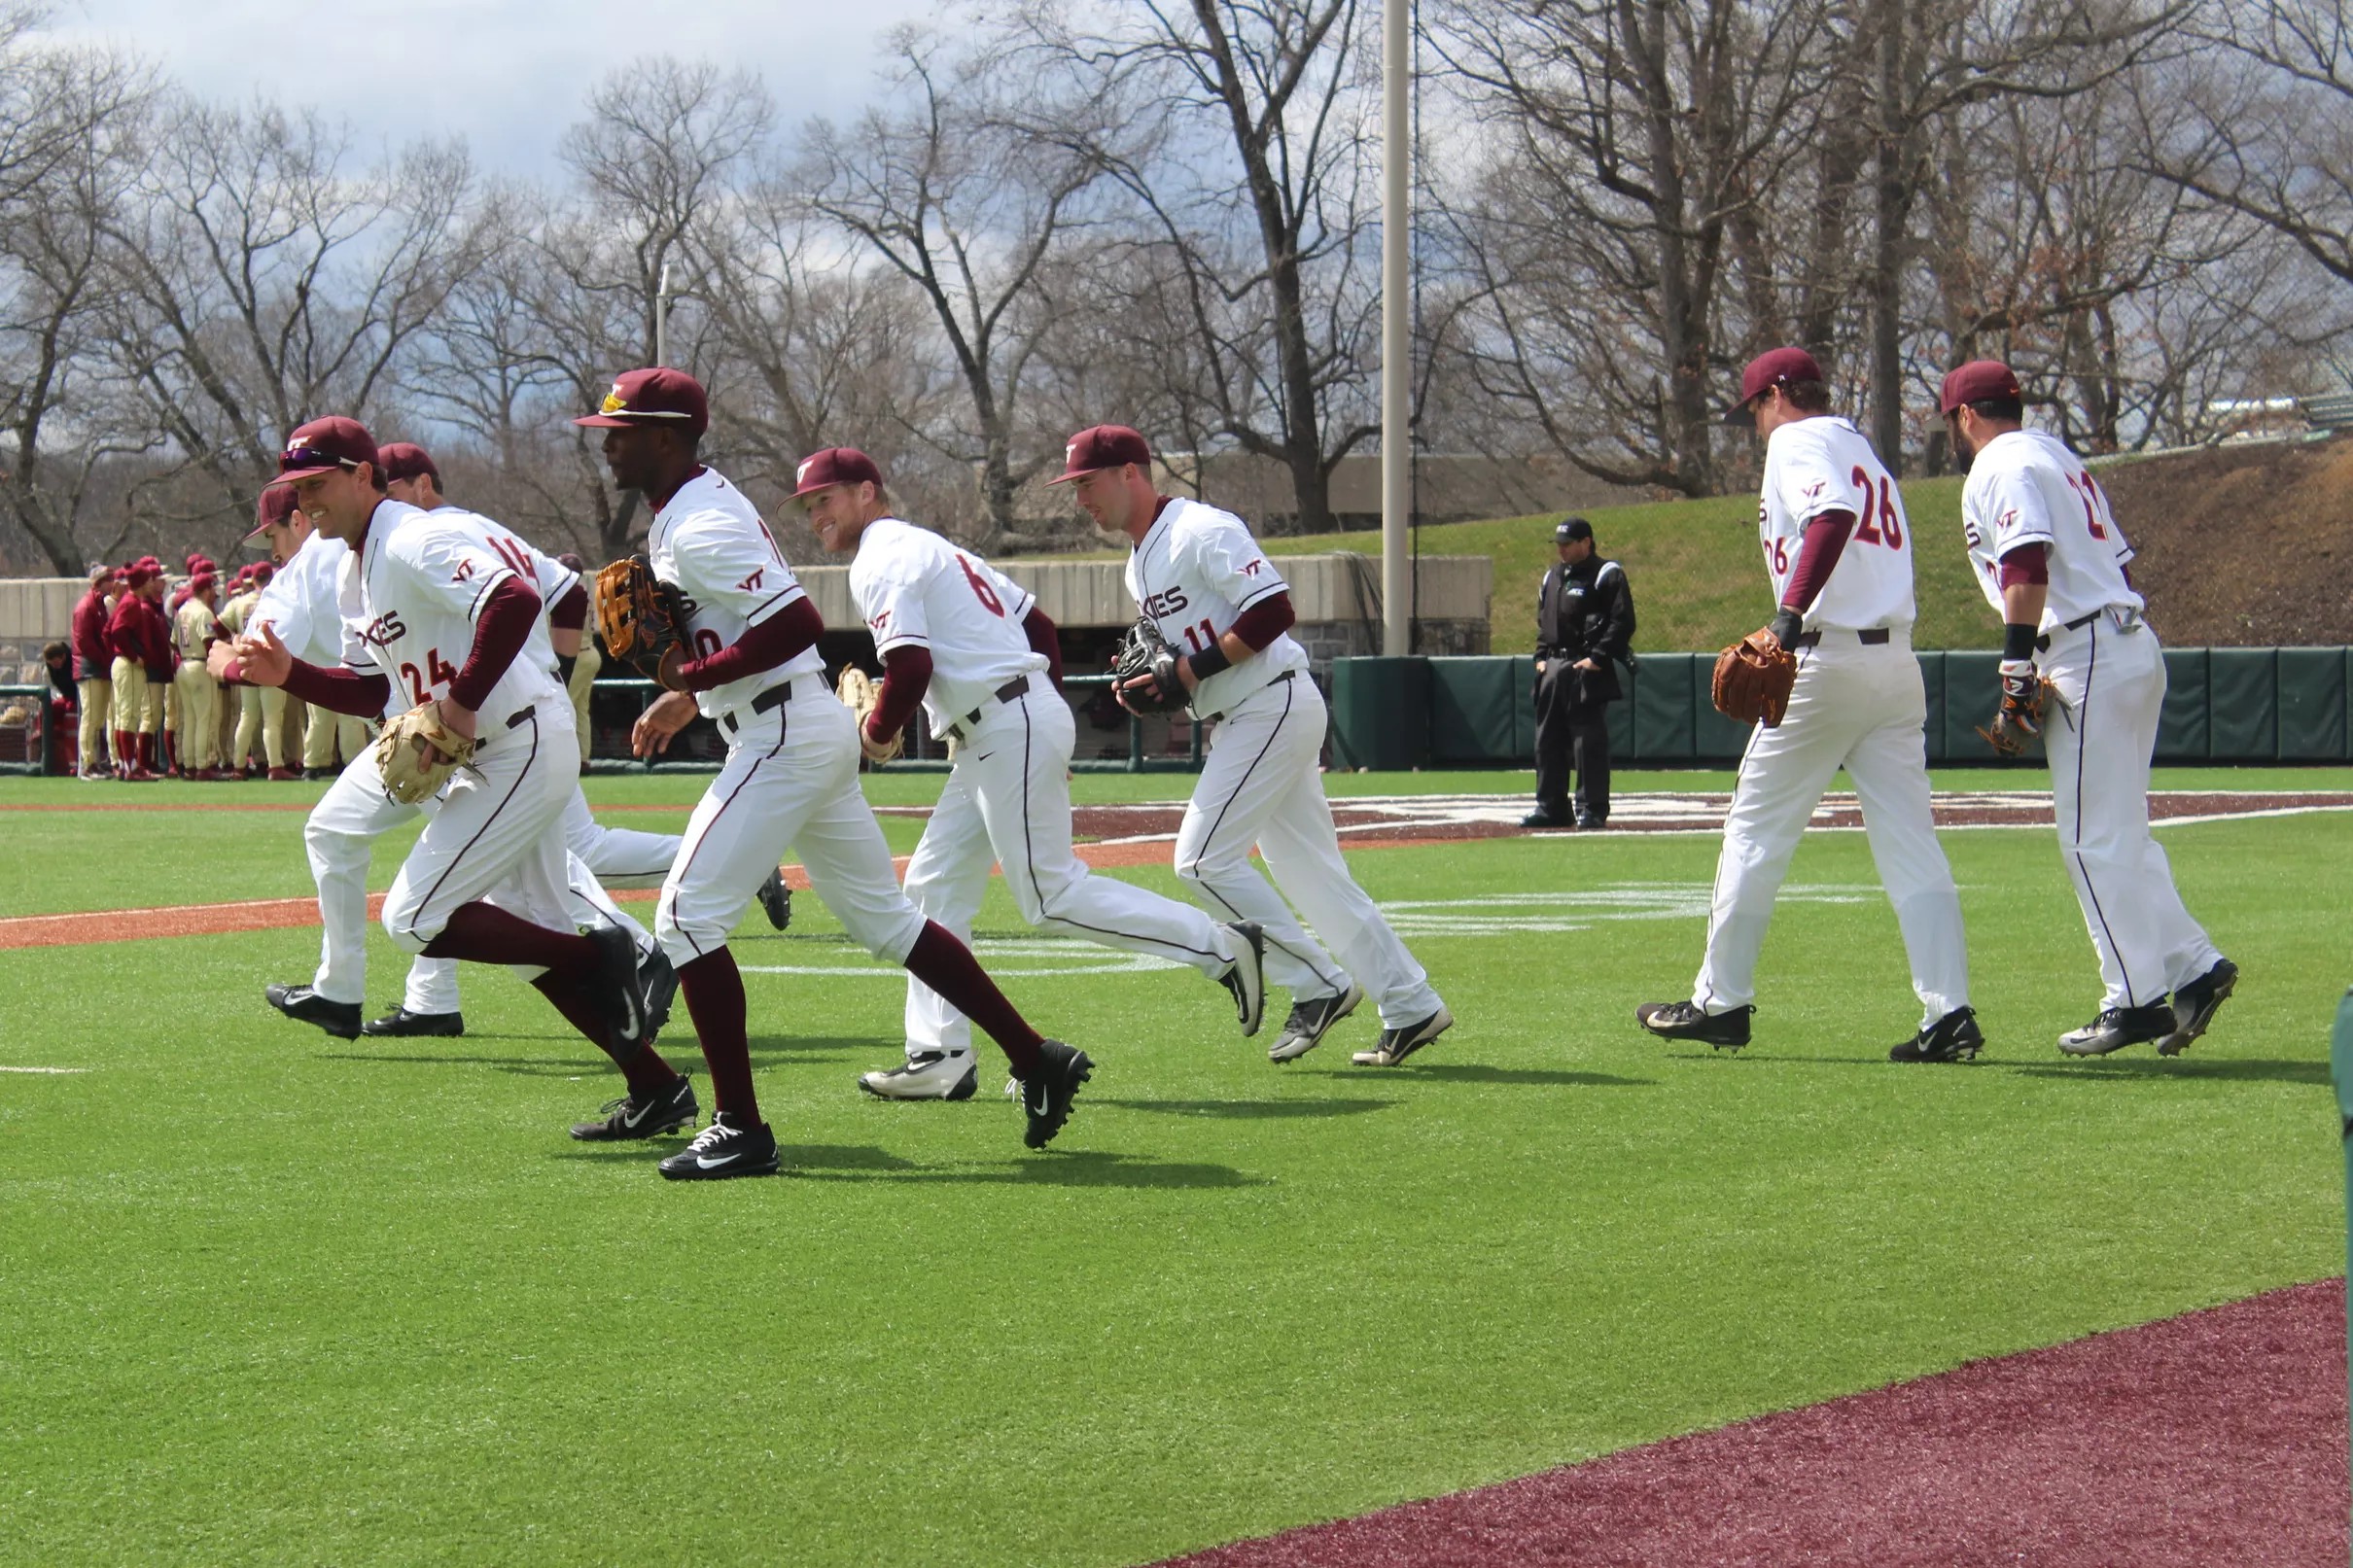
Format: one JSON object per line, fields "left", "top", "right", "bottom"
{"left": 1962, "top": 429, "right": 2222, "bottom": 1008}
{"left": 335, "top": 499, "right": 576, "bottom": 962}
{"left": 1127, "top": 497, "right": 1443, "bottom": 1027}
{"left": 852, "top": 516, "right": 1245, "bottom": 1062}
{"left": 650, "top": 468, "right": 925, "bottom": 970}
{"left": 247, "top": 531, "right": 349, "bottom": 665}
{"left": 1689, "top": 415, "right": 1970, "bottom": 1026}
{"left": 297, "top": 505, "right": 675, "bottom": 1011}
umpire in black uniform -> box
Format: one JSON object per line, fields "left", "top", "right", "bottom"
{"left": 1525, "top": 517, "right": 1634, "bottom": 829}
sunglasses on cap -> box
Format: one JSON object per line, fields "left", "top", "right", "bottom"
{"left": 278, "top": 446, "right": 359, "bottom": 474}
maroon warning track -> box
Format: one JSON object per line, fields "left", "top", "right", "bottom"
{"left": 1158, "top": 1279, "right": 2349, "bottom": 1568}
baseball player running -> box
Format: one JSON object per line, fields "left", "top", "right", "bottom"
{"left": 579, "top": 368, "right": 1090, "bottom": 1177}
{"left": 1636, "top": 348, "right": 1977, "bottom": 1061}
{"left": 794, "top": 445, "right": 1266, "bottom": 1100}
{"left": 232, "top": 416, "right": 683, "bottom": 1122}
{"left": 1940, "top": 360, "right": 2235, "bottom": 1056}
{"left": 1056, "top": 425, "right": 1450, "bottom": 1066}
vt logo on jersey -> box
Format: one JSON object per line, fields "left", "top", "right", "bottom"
{"left": 1141, "top": 587, "right": 1190, "bottom": 618}
{"left": 1242, "top": 559, "right": 1264, "bottom": 576}
{"left": 738, "top": 568, "right": 764, "bottom": 593}
{"left": 359, "top": 610, "right": 407, "bottom": 647}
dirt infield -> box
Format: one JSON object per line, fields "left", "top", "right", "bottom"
{"left": 1160, "top": 1279, "right": 2349, "bottom": 1568}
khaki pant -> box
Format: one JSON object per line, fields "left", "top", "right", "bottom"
{"left": 110, "top": 657, "right": 152, "bottom": 733}
{"left": 236, "top": 684, "right": 288, "bottom": 769}
{"left": 302, "top": 704, "right": 367, "bottom": 770}
{"left": 77, "top": 678, "right": 110, "bottom": 772}
{"left": 568, "top": 640, "right": 601, "bottom": 760}
{"left": 145, "top": 676, "right": 165, "bottom": 737}
{"left": 173, "top": 660, "right": 220, "bottom": 770}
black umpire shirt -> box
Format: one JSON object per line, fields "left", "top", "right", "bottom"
{"left": 1535, "top": 555, "right": 1635, "bottom": 704}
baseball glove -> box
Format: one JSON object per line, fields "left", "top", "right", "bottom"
{"left": 836, "top": 666, "right": 902, "bottom": 763}
{"left": 1711, "top": 628, "right": 1798, "bottom": 728}
{"left": 1978, "top": 659, "right": 2048, "bottom": 756}
{"left": 594, "top": 555, "right": 689, "bottom": 685}
{"left": 1111, "top": 618, "right": 1189, "bottom": 715}
{"left": 374, "top": 702, "right": 477, "bottom": 805}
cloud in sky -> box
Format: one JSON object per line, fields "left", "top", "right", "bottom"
{"left": 43, "top": 0, "right": 945, "bottom": 177}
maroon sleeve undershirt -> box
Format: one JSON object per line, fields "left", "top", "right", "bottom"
{"left": 547, "top": 581, "right": 588, "bottom": 631}
{"left": 447, "top": 576, "right": 544, "bottom": 712}
{"left": 870, "top": 645, "right": 932, "bottom": 738}
{"left": 1230, "top": 591, "right": 1295, "bottom": 652}
{"left": 1779, "top": 510, "right": 1857, "bottom": 612}
{"left": 1021, "top": 605, "right": 1064, "bottom": 690}
{"left": 1997, "top": 541, "right": 2049, "bottom": 588}
{"left": 674, "top": 597, "right": 824, "bottom": 693}
{"left": 282, "top": 661, "right": 393, "bottom": 716}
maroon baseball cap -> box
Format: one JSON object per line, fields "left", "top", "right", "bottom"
{"left": 251, "top": 562, "right": 275, "bottom": 586}
{"left": 246, "top": 481, "right": 299, "bottom": 540}
{"left": 1938, "top": 360, "right": 2022, "bottom": 416}
{"left": 191, "top": 573, "right": 217, "bottom": 595}
{"left": 269, "top": 416, "right": 379, "bottom": 486}
{"left": 1047, "top": 425, "right": 1152, "bottom": 485}
{"left": 573, "top": 367, "right": 710, "bottom": 438}
{"left": 791, "top": 446, "right": 884, "bottom": 498}
{"left": 124, "top": 565, "right": 155, "bottom": 589}
{"left": 377, "top": 441, "right": 440, "bottom": 486}
{"left": 1724, "top": 347, "right": 1825, "bottom": 423}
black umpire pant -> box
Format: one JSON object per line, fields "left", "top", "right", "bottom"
{"left": 1533, "top": 664, "right": 1611, "bottom": 822}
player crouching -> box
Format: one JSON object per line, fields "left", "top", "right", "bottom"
{"left": 235, "top": 418, "right": 685, "bottom": 1131}
{"left": 579, "top": 369, "right": 1089, "bottom": 1176}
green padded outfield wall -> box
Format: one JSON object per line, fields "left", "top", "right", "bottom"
{"left": 1326, "top": 647, "right": 2353, "bottom": 768}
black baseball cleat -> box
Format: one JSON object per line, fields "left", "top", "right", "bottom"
{"left": 1635, "top": 1000, "right": 1754, "bottom": 1051}
{"left": 657, "top": 1110, "right": 781, "bottom": 1180}
{"left": 1352, "top": 1003, "right": 1454, "bottom": 1066}
{"left": 1217, "top": 922, "right": 1266, "bottom": 1037}
{"left": 1268, "top": 982, "right": 1365, "bottom": 1063}
{"left": 2056, "top": 1002, "right": 2176, "bottom": 1057}
{"left": 584, "top": 923, "right": 650, "bottom": 1055}
{"left": 361, "top": 1007, "right": 465, "bottom": 1038}
{"left": 1018, "top": 1040, "right": 1092, "bottom": 1150}
{"left": 2159, "top": 959, "right": 2237, "bottom": 1057}
{"left": 637, "top": 945, "right": 679, "bottom": 1041}
{"left": 1890, "top": 1006, "right": 1984, "bottom": 1063}
{"left": 571, "top": 1072, "right": 698, "bottom": 1140}
{"left": 755, "top": 867, "right": 793, "bottom": 931}
{"left": 1520, "top": 806, "right": 1573, "bottom": 829}
{"left": 264, "top": 982, "right": 362, "bottom": 1039}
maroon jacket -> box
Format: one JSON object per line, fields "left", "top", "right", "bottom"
{"left": 140, "top": 596, "right": 174, "bottom": 679}
{"left": 70, "top": 591, "right": 112, "bottom": 680}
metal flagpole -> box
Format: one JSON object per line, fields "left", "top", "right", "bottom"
{"left": 1380, "top": 0, "right": 1409, "bottom": 656}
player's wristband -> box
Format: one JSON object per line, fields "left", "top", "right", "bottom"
{"left": 2002, "top": 623, "right": 2037, "bottom": 661}
{"left": 1769, "top": 608, "right": 1803, "bottom": 649}
{"left": 1186, "top": 643, "right": 1234, "bottom": 682}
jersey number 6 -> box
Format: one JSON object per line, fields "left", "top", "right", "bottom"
{"left": 1847, "top": 467, "right": 1904, "bottom": 548}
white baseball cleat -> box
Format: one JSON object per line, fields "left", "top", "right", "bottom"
{"left": 859, "top": 1050, "right": 978, "bottom": 1101}
{"left": 1268, "top": 982, "right": 1365, "bottom": 1063}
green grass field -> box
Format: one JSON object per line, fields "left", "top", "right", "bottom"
{"left": 0, "top": 768, "right": 2343, "bottom": 1566}
{"left": 1010, "top": 471, "right": 1996, "bottom": 656}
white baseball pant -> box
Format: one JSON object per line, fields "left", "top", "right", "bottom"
{"left": 564, "top": 787, "right": 681, "bottom": 889}
{"left": 1690, "top": 631, "right": 1969, "bottom": 1027}
{"left": 2041, "top": 613, "right": 2223, "bottom": 1008}
{"left": 902, "top": 686, "right": 1240, "bottom": 1058}
{"left": 1174, "top": 675, "right": 1442, "bottom": 1028}
{"left": 654, "top": 686, "right": 925, "bottom": 969}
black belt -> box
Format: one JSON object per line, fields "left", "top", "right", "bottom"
{"left": 1792, "top": 628, "right": 1890, "bottom": 648}
{"left": 470, "top": 706, "right": 534, "bottom": 754}
{"left": 719, "top": 680, "right": 792, "bottom": 735}
{"left": 2033, "top": 611, "right": 2100, "bottom": 654}
{"left": 1205, "top": 667, "right": 1294, "bottom": 722}
{"left": 948, "top": 674, "right": 1033, "bottom": 742}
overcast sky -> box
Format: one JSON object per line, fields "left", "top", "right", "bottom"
{"left": 43, "top": 0, "right": 944, "bottom": 176}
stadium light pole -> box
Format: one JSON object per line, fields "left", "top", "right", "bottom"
{"left": 1380, "top": 0, "right": 1409, "bottom": 656}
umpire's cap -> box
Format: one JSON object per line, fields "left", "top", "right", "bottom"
{"left": 1556, "top": 516, "right": 1593, "bottom": 543}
